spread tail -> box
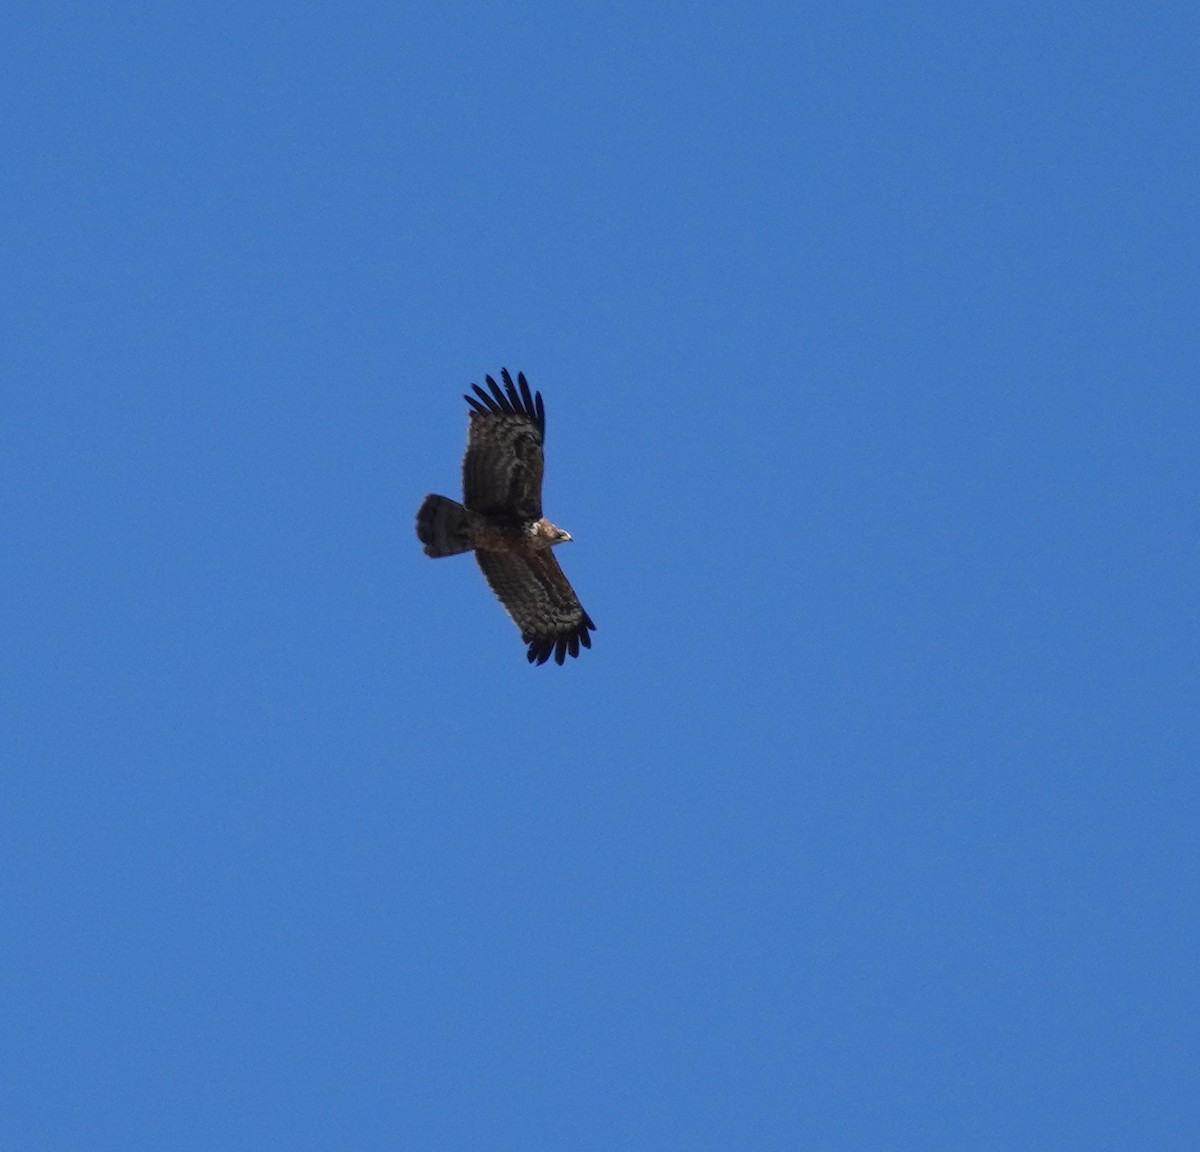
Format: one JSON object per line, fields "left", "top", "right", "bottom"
{"left": 416, "top": 494, "right": 474, "bottom": 557}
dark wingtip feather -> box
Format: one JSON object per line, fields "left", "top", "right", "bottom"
{"left": 464, "top": 369, "right": 543, "bottom": 434}
{"left": 525, "top": 611, "right": 597, "bottom": 666}
{"left": 466, "top": 381, "right": 500, "bottom": 413}
{"left": 482, "top": 375, "right": 505, "bottom": 410}
{"left": 500, "top": 368, "right": 521, "bottom": 409}
{"left": 515, "top": 372, "right": 543, "bottom": 435}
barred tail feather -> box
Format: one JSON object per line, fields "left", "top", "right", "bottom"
{"left": 416, "top": 495, "right": 474, "bottom": 557}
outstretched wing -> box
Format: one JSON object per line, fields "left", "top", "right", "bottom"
{"left": 462, "top": 369, "right": 546, "bottom": 520}
{"left": 475, "top": 548, "right": 596, "bottom": 665}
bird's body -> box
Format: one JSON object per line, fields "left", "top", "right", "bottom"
{"left": 416, "top": 370, "right": 595, "bottom": 665}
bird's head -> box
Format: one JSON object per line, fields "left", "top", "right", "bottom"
{"left": 533, "top": 517, "right": 572, "bottom": 546}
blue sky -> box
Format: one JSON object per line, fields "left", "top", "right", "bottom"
{"left": 4, "top": 1, "right": 1198, "bottom": 1148}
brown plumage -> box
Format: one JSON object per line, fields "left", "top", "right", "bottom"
{"left": 416, "top": 370, "right": 596, "bottom": 665}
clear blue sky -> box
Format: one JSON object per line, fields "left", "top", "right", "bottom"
{"left": 4, "top": 2, "right": 1198, "bottom": 1148}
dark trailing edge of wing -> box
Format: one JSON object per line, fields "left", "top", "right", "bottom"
{"left": 464, "top": 368, "right": 545, "bottom": 436}
{"left": 525, "top": 610, "right": 597, "bottom": 666}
